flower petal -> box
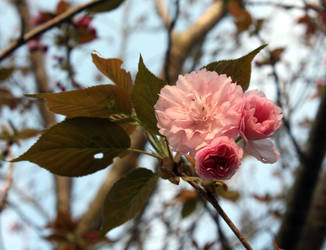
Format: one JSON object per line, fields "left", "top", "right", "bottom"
{"left": 245, "top": 139, "right": 279, "bottom": 163}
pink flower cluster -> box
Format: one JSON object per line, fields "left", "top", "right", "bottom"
{"left": 154, "top": 69, "right": 282, "bottom": 181}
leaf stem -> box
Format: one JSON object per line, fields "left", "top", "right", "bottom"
{"left": 164, "top": 137, "right": 174, "bottom": 163}
{"left": 127, "top": 148, "right": 162, "bottom": 160}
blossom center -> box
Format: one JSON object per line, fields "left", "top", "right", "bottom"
{"left": 189, "top": 95, "right": 213, "bottom": 122}
{"left": 204, "top": 155, "right": 228, "bottom": 172}
{"left": 253, "top": 103, "right": 270, "bottom": 123}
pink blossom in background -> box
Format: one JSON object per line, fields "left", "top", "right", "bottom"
{"left": 195, "top": 136, "right": 243, "bottom": 181}
{"left": 240, "top": 90, "right": 282, "bottom": 141}
{"left": 154, "top": 69, "right": 244, "bottom": 155}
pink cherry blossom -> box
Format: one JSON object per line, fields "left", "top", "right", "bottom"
{"left": 195, "top": 136, "right": 243, "bottom": 181}
{"left": 240, "top": 90, "right": 282, "bottom": 141}
{"left": 245, "top": 138, "right": 280, "bottom": 163}
{"left": 154, "top": 69, "right": 244, "bottom": 154}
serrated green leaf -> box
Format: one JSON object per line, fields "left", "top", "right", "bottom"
{"left": 102, "top": 168, "right": 157, "bottom": 234}
{"left": 181, "top": 199, "right": 198, "bottom": 218}
{"left": 0, "top": 67, "right": 14, "bottom": 81}
{"left": 26, "top": 85, "right": 132, "bottom": 122}
{"left": 91, "top": 53, "right": 133, "bottom": 94}
{"left": 132, "top": 56, "right": 167, "bottom": 134}
{"left": 13, "top": 117, "right": 130, "bottom": 177}
{"left": 203, "top": 44, "right": 267, "bottom": 91}
{"left": 88, "top": 0, "right": 125, "bottom": 13}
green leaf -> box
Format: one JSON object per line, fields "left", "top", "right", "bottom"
{"left": 217, "top": 187, "right": 240, "bottom": 202}
{"left": 13, "top": 117, "right": 130, "bottom": 177}
{"left": 132, "top": 56, "right": 167, "bottom": 134}
{"left": 102, "top": 168, "right": 157, "bottom": 234}
{"left": 88, "top": 0, "right": 125, "bottom": 13}
{"left": 181, "top": 199, "right": 198, "bottom": 218}
{"left": 91, "top": 53, "right": 133, "bottom": 94}
{"left": 203, "top": 44, "right": 267, "bottom": 91}
{"left": 0, "top": 67, "right": 14, "bottom": 81}
{"left": 26, "top": 85, "right": 132, "bottom": 122}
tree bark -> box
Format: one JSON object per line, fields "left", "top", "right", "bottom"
{"left": 297, "top": 170, "right": 326, "bottom": 250}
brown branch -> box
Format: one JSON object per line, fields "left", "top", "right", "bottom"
{"left": 276, "top": 87, "right": 326, "bottom": 249}
{"left": 155, "top": 0, "right": 170, "bottom": 28}
{"left": 0, "top": 0, "right": 113, "bottom": 62}
{"left": 186, "top": 179, "right": 252, "bottom": 250}
{"left": 164, "top": 0, "right": 226, "bottom": 82}
{"left": 164, "top": 0, "right": 180, "bottom": 83}
{"left": 0, "top": 147, "right": 14, "bottom": 213}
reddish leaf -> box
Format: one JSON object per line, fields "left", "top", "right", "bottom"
{"left": 271, "top": 47, "right": 285, "bottom": 62}
{"left": 73, "top": 26, "right": 97, "bottom": 44}
{"left": 252, "top": 193, "right": 272, "bottom": 203}
{"left": 26, "top": 85, "right": 132, "bottom": 121}
{"left": 91, "top": 53, "right": 133, "bottom": 94}
{"left": 0, "top": 88, "right": 20, "bottom": 108}
{"left": 0, "top": 68, "right": 14, "bottom": 81}
{"left": 228, "top": 0, "right": 253, "bottom": 33}
{"left": 174, "top": 190, "right": 198, "bottom": 203}
{"left": 56, "top": 0, "right": 70, "bottom": 15}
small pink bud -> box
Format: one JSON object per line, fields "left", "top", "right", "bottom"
{"left": 76, "top": 16, "right": 92, "bottom": 27}
{"left": 195, "top": 136, "right": 243, "bottom": 181}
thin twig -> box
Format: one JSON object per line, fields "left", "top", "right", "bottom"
{"left": 11, "top": 184, "right": 50, "bottom": 220}
{"left": 255, "top": 33, "right": 306, "bottom": 163}
{"left": 0, "top": 0, "right": 114, "bottom": 62}
{"left": 66, "top": 45, "right": 82, "bottom": 89}
{"left": 7, "top": 201, "right": 44, "bottom": 232}
{"left": 186, "top": 179, "right": 252, "bottom": 250}
{"left": 0, "top": 146, "right": 14, "bottom": 213}
{"left": 164, "top": 0, "right": 180, "bottom": 83}
{"left": 127, "top": 148, "right": 162, "bottom": 160}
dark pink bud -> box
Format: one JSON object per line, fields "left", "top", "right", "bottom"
{"left": 76, "top": 16, "right": 92, "bottom": 27}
